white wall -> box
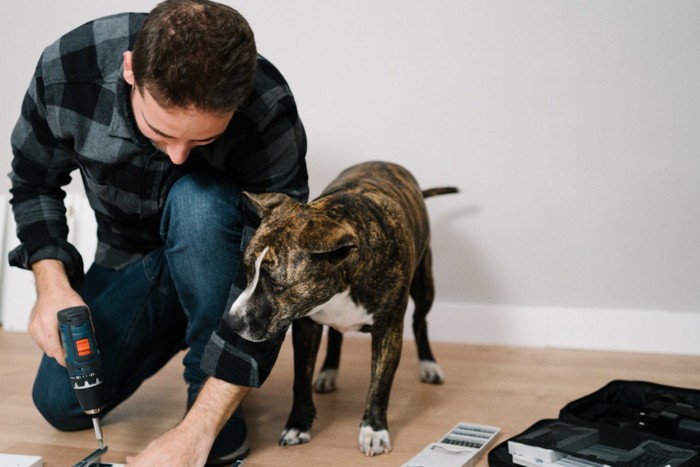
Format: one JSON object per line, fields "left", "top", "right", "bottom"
{"left": 2, "top": 2, "right": 699, "bottom": 352}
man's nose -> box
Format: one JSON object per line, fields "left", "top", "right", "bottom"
{"left": 167, "top": 144, "right": 191, "bottom": 165}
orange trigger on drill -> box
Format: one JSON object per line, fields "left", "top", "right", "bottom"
{"left": 76, "top": 338, "right": 92, "bottom": 356}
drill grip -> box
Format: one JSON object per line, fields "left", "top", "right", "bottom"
{"left": 57, "top": 305, "right": 103, "bottom": 414}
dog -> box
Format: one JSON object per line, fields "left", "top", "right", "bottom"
{"left": 226, "top": 161, "right": 458, "bottom": 456}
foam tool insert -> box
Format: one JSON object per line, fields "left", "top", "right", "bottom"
{"left": 402, "top": 422, "right": 501, "bottom": 467}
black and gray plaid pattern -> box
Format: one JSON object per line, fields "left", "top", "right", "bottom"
{"left": 9, "top": 12, "right": 308, "bottom": 280}
{"left": 8, "top": 12, "right": 308, "bottom": 386}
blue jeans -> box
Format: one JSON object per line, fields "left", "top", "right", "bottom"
{"left": 32, "top": 172, "right": 243, "bottom": 430}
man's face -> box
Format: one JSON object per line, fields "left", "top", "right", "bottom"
{"left": 122, "top": 52, "right": 233, "bottom": 165}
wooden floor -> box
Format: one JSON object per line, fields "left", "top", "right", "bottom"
{"left": 2, "top": 328, "right": 700, "bottom": 466}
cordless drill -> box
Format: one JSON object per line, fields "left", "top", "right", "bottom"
{"left": 57, "top": 305, "right": 105, "bottom": 449}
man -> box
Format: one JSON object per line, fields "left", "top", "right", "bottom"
{"left": 8, "top": 1, "right": 307, "bottom": 465}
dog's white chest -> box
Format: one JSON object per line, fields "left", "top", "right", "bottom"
{"left": 309, "top": 289, "right": 373, "bottom": 333}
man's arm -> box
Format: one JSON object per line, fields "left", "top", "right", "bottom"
{"left": 9, "top": 52, "right": 84, "bottom": 285}
{"left": 10, "top": 53, "right": 88, "bottom": 361}
{"left": 29, "top": 259, "right": 86, "bottom": 366}
{"left": 126, "top": 377, "right": 250, "bottom": 467}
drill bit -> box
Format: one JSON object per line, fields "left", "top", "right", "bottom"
{"left": 92, "top": 416, "right": 104, "bottom": 449}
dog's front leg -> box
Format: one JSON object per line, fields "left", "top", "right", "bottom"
{"left": 358, "top": 322, "right": 403, "bottom": 456}
{"left": 279, "top": 317, "right": 323, "bottom": 446}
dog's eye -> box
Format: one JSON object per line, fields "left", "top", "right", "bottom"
{"left": 267, "top": 278, "right": 285, "bottom": 294}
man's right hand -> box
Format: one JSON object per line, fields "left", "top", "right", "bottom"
{"left": 29, "top": 259, "right": 86, "bottom": 367}
{"left": 126, "top": 377, "right": 250, "bottom": 466}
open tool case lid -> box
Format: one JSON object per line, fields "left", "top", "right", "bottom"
{"left": 488, "top": 380, "right": 700, "bottom": 467}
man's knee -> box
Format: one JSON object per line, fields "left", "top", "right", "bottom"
{"left": 163, "top": 172, "right": 242, "bottom": 239}
{"left": 161, "top": 172, "right": 244, "bottom": 299}
{"left": 32, "top": 358, "right": 91, "bottom": 431}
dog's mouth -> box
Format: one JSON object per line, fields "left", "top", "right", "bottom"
{"left": 225, "top": 313, "right": 291, "bottom": 343}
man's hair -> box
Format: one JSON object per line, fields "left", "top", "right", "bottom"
{"left": 132, "top": 0, "right": 257, "bottom": 113}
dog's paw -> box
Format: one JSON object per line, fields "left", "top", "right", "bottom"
{"left": 358, "top": 424, "right": 392, "bottom": 456}
{"left": 313, "top": 369, "right": 338, "bottom": 393}
{"left": 419, "top": 360, "right": 445, "bottom": 384}
{"left": 279, "top": 427, "right": 312, "bottom": 446}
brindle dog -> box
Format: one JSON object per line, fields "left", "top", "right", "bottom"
{"left": 226, "top": 161, "right": 457, "bottom": 456}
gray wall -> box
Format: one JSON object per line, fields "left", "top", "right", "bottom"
{"left": 2, "top": 1, "right": 699, "bottom": 317}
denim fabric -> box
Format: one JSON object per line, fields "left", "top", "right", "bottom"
{"left": 32, "top": 172, "right": 243, "bottom": 430}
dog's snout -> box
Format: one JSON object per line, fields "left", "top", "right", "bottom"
{"left": 226, "top": 313, "right": 245, "bottom": 333}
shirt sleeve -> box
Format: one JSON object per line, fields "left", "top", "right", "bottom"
{"left": 201, "top": 66, "right": 309, "bottom": 387}
{"left": 8, "top": 55, "right": 85, "bottom": 286}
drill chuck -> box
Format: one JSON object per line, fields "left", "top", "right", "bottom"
{"left": 57, "top": 306, "right": 104, "bottom": 415}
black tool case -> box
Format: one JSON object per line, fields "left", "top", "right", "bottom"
{"left": 488, "top": 380, "right": 700, "bottom": 467}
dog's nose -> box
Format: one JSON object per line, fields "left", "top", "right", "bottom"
{"left": 226, "top": 313, "right": 245, "bottom": 333}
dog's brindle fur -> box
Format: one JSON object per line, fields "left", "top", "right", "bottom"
{"left": 226, "top": 161, "right": 457, "bottom": 456}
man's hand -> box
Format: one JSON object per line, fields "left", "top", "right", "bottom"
{"left": 29, "top": 259, "right": 85, "bottom": 366}
{"left": 126, "top": 377, "right": 250, "bottom": 466}
{"left": 125, "top": 422, "right": 211, "bottom": 467}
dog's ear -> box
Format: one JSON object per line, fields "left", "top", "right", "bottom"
{"left": 242, "top": 192, "right": 293, "bottom": 220}
{"left": 299, "top": 216, "right": 357, "bottom": 265}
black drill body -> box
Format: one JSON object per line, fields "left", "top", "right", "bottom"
{"left": 57, "top": 305, "right": 105, "bottom": 448}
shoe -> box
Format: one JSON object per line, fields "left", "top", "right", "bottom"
{"left": 205, "top": 409, "right": 249, "bottom": 465}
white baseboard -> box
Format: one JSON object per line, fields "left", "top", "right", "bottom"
{"left": 4, "top": 225, "right": 698, "bottom": 358}
{"left": 409, "top": 301, "right": 700, "bottom": 356}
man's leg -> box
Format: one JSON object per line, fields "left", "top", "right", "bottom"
{"left": 160, "top": 171, "right": 248, "bottom": 463}
{"left": 32, "top": 254, "right": 187, "bottom": 430}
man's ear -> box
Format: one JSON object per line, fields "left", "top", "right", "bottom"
{"left": 242, "top": 192, "right": 293, "bottom": 220}
{"left": 123, "top": 51, "right": 135, "bottom": 85}
{"left": 299, "top": 216, "right": 357, "bottom": 265}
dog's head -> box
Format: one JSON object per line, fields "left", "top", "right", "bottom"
{"left": 225, "top": 192, "right": 358, "bottom": 342}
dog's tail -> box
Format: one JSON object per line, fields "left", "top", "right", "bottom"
{"left": 422, "top": 187, "right": 459, "bottom": 198}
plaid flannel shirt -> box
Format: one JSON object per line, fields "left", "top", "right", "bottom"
{"left": 8, "top": 12, "right": 308, "bottom": 387}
